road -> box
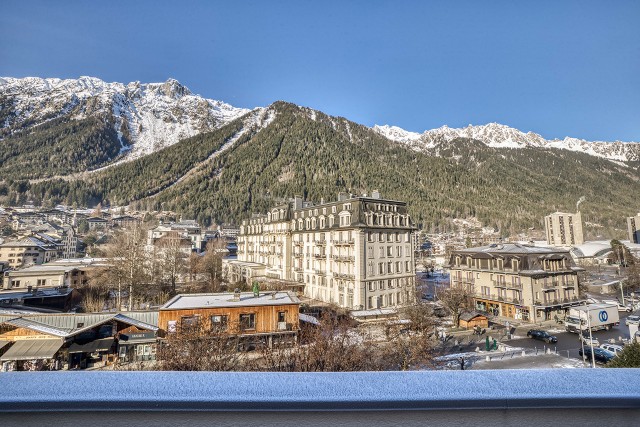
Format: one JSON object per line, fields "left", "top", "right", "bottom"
{"left": 507, "top": 311, "right": 635, "bottom": 361}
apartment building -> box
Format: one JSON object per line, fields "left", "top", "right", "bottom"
{"left": 627, "top": 213, "right": 640, "bottom": 244}
{"left": 0, "top": 237, "right": 60, "bottom": 268}
{"left": 544, "top": 211, "right": 584, "bottom": 247}
{"left": 233, "top": 192, "right": 416, "bottom": 310}
{"left": 449, "top": 243, "right": 585, "bottom": 322}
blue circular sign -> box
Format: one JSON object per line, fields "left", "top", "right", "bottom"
{"left": 598, "top": 310, "right": 608, "bottom": 322}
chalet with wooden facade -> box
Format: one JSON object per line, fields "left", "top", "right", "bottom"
{"left": 0, "top": 312, "right": 158, "bottom": 371}
{"left": 159, "top": 291, "right": 301, "bottom": 349}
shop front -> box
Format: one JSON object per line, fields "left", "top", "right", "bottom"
{"left": 118, "top": 332, "right": 157, "bottom": 362}
{"left": 0, "top": 338, "right": 64, "bottom": 371}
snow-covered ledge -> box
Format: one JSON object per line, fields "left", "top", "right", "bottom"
{"left": 1, "top": 370, "right": 639, "bottom": 426}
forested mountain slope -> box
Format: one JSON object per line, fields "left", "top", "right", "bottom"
{"left": 1, "top": 98, "right": 638, "bottom": 236}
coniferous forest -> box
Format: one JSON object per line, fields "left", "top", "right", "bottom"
{"left": 1, "top": 101, "right": 638, "bottom": 236}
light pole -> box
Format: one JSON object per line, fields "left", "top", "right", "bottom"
{"left": 586, "top": 307, "right": 595, "bottom": 368}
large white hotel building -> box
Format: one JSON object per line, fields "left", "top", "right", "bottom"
{"left": 227, "top": 192, "right": 416, "bottom": 310}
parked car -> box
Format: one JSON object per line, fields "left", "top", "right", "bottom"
{"left": 580, "top": 335, "right": 600, "bottom": 347}
{"left": 579, "top": 346, "right": 615, "bottom": 364}
{"left": 526, "top": 329, "right": 558, "bottom": 343}
{"left": 600, "top": 343, "right": 624, "bottom": 355}
{"left": 625, "top": 315, "right": 640, "bottom": 326}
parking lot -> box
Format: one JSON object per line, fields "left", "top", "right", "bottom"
{"left": 506, "top": 311, "right": 635, "bottom": 361}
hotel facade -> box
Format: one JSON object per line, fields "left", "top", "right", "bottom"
{"left": 228, "top": 192, "right": 416, "bottom": 310}
{"left": 449, "top": 243, "right": 585, "bottom": 322}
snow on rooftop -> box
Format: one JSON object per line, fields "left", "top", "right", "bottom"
{"left": 161, "top": 292, "right": 300, "bottom": 310}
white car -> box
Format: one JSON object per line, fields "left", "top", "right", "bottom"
{"left": 625, "top": 315, "right": 640, "bottom": 326}
{"left": 602, "top": 300, "right": 633, "bottom": 312}
{"left": 600, "top": 343, "right": 623, "bottom": 355}
{"left": 580, "top": 335, "right": 600, "bottom": 347}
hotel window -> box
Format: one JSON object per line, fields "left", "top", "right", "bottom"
{"left": 387, "top": 246, "right": 393, "bottom": 257}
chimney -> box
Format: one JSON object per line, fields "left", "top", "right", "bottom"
{"left": 338, "top": 192, "right": 347, "bottom": 201}
{"left": 233, "top": 288, "right": 241, "bottom": 301}
{"left": 271, "top": 292, "right": 277, "bottom": 300}
{"left": 372, "top": 190, "right": 381, "bottom": 199}
{"left": 293, "top": 195, "right": 303, "bottom": 211}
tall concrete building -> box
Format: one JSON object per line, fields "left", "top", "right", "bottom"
{"left": 544, "top": 211, "right": 584, "bottom": 247}
{"left": 627, "top": 213, "right": 640, "bottom": 244}
{"left": 229, "top": 192, "right": 416, "bottom": 310}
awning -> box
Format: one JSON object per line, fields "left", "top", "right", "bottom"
{"left": 0, "top": 339, "right": 63, "bottom": 361}
{"left": 0, "top": 340, "right": 11, "bottom": 350}
{"left": 68, "top": 338, "right": 115, "bottom": 354}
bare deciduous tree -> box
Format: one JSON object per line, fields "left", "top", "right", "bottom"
{"left": 156, "top": 320, "right": 246, "bottom": 371}
{"left": 437, "top": 284, "right": 473, "bottom": 327}
{"left": 104, "top": 225, "right": 152, "bottom": 310}
{"left": 155, "top": 231, "right": 189, "bottom": 295}
{"left": 199, "top": 239, "right": 227, "bottom": 292}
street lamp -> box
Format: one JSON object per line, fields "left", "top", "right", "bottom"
{"left": 585, "top": 306, "right": 596, "bottom": 368}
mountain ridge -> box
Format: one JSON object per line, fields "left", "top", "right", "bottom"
{"left": 373, "top": 122, "right": 640, "bottom": 163}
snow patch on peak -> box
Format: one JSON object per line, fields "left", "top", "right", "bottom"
{"left": 376, "top": 121, "right": 640, "bottom": 162}
{"left": 372, "top": 125, "right": 422, "bottom": 143}
{"left": 0, "top": 75, "right": 251, "bottom": 162}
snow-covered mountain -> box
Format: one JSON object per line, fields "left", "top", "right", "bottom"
{"left": 0, "top": 76, "right": 250, "bottom": 160}
{"left": 373, "top": 122, "right": 640, "bottom": 162}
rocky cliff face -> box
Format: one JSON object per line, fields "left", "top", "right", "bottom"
{"left": 0, "top": 76, "right": 250, "bottom": 160}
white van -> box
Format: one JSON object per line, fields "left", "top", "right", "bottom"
{"left": 602, "top": 300, "right": 632, "bottom": 312}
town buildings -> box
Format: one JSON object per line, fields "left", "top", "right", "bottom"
{"left": 544, "top": 211, "right": 584, "bottom": 247}
{"left": 627, "top": 213, "right": 640, "bottom": 244}
{"left": 0, "top": 311, "right": 158, "bottom": 371}
{"left": 231, "top": 192, "right": 416, "bottom": 310}
{"left": 0, "top": 236, "right": 60, "bottom": 268}
{"left": 449, "top": 243, "right": 585, "bottom": 322}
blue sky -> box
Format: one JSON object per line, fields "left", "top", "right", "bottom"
{"left": 1, "top": 1, "right": 638, "bottom": 141}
